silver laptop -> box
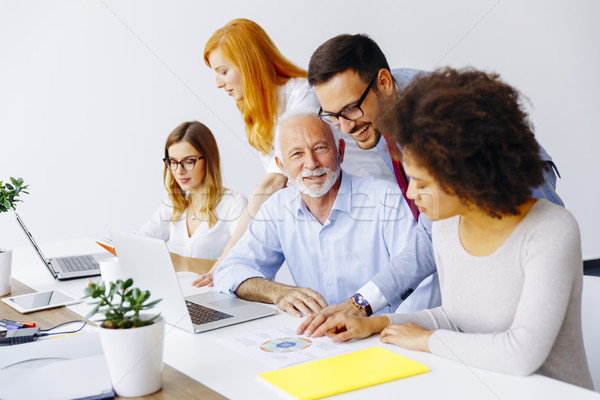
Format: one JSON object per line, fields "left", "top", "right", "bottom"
{"left": 15, "top": 212, "right": 104, "bottom": 280}
{"left": 110, "top": 231, "right": 278, "bottom": 333}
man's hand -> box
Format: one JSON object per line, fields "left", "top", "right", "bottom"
{"left": 319, "top": 314, "right": 390, "bottom": 343}
{"left": 233, "top": 278, "right": 327, "bottom": 318}
{"left": 296, "top": 299, "right": 365, "bottom": 337}
{"left": 380, "top": 323, "right": 433, "bottom": 352}
{"left": 274, "top": 287, "right": 328, "bottom": 318}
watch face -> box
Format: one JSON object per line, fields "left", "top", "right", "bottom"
{"left": 353, "top": 293, "right": 368, "bottom": 307}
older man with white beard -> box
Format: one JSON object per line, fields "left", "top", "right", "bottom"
{"left": 214, "top": 109, "right": 420, "bottom": 317}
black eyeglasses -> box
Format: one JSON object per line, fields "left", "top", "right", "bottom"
{"left": 163, "top": 156, "right": 204, "bottom": 171}
{"left": 317, "top": 74, "right": 378, "bottom": 126}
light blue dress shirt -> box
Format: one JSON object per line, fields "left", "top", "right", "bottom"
{"left": 214, "top": 172, "right": 421, "bottom": 313}
{"left": 362, "top": 68, "right": 565, "bottom": 313}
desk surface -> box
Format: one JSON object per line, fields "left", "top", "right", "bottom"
{"left": 1, "top": 279, "right": 225, "bottom": 400}
{"left": 8, "top": 238, "right": 600, "bottom": 399}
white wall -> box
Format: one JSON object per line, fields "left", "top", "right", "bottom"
{"left": 1, "top": 0, "right": 598, "bottom": 258}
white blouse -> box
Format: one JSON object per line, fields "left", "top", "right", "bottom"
{"left": 259, "top": 77, "right": 320, "bottom": 173}
{"left": 137, "top": 190, "right": 248, "bottom": 259}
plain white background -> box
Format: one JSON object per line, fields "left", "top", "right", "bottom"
{"left": 0, "top": 0, "right": 598, "bottom": 259}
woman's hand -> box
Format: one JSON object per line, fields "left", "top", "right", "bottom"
{"left": 380, "top": 323, "right": 434, "bottom": 352}
{"left": 191, "top": 273, "right": 213, "bottom": 287}
{"left": 319, "top": 314, "right": 391, "bottom": 342}
{"left": 191, "top": 259, "right": 221, "bottom": 287}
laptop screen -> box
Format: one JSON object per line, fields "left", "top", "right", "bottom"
{"left": 14, "top": 212, "right": 51, "bottom": 265}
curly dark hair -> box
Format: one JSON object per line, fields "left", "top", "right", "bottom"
{"left": 391, "top": 67, "right": 548, "bottom": 218}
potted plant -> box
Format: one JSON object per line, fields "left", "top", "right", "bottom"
{"left": 0, "top": 177, "right": 28, "bottom": 296}
{"left": 84, "top": 278, "right": 165, "bottom": 397}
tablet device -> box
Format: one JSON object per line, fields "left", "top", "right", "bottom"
{"left": 2, "top": 290, "right": 81, "bottom": 314}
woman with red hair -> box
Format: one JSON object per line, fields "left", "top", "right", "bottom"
{"left": 196, "top": 19, "right": 387, "bottom": 286}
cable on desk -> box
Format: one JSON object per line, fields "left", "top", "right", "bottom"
{"left": 36, "top": 320, "right": 87, "bottom": 337}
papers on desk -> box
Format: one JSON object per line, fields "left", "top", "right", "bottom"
{"left": 259, "top": 346, "right": 430, "bottom": 400}
{"left": 0, "top": 332, "right": 114, "bottom": 400}
{"left": 218, "top": 323, "right": 349, "bottom": 369}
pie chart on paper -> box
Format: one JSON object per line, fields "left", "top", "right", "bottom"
{"left": 260, "top": 337, "right": 312, "bottom": 353}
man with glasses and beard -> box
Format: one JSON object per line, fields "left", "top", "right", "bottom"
{"left": 297, "top": 34, "right": 563, "bottom": 337}
{"left": 213, "top": 109, "right": 431, "bottom": 317}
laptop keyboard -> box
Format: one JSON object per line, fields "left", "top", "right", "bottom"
{"left": 186, "top": 300, "right": 233, "bottom": 325}
{"left": 60, "top": 255, "right": 99, "bottom": 272}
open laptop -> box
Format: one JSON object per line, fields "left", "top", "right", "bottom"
{"left": 15, "top": 212, "right": 104, "bottom": 280}
{"left": 110, "top": 231, "right": 277, "bottom": 333}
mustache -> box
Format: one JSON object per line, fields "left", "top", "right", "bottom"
{"left": 300, "top": 167, "right": 330, "bottom": 178}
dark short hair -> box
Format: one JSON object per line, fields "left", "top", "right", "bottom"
{"left": 392, "top": 67, "right": 547, "bottom": 218}
{"left": 308, "top": 34, "right": 390, "bottom": 86}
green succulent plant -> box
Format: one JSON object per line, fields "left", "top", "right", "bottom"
{"left": 0, "top": 177, "right": 28, "bottom": 213}
{"left": 84, "top": 278, "right": 162, "bottom": 329}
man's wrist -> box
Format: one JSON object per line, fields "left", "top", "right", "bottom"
{"left": 350, "top": 293, "right": 373, "bottom": 316}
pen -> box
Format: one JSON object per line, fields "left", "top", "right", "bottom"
{"left": 0, "top": 318, "right": 36, "bottom": 328}
{"left": 0, "top": 320, "right": 22, "bottom": 329}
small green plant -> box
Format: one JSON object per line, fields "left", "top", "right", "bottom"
{"left": 84, "top": 279, "right": 162, "bottom": 329}
{"left": 0, "top": 177, "right": 28, "bottom": 213}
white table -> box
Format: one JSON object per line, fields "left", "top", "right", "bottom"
{"left": 11, "top": 238, "right": 600, "bottom": 400}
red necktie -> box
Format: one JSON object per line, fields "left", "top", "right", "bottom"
{"left": 391, "top": 158, "right": 420, "bottom": 221}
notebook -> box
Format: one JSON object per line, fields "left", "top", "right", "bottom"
{"left": 15, "top": 212, "right": 104, "bottom": 280}
{"left": 110, "top": 231, "right": 277, "bottom": 333}
{"left": 259, "top": 346, "right": 429, "bottom": 399}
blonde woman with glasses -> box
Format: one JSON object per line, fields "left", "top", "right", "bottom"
{"left": 137, "top": 121, "right": 247, "bottom": 274}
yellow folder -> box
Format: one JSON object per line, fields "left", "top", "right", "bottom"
{"left": 258, "top": 346, "right": 429, "bottom": 399}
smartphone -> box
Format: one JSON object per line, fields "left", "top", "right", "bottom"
{"left": 2, "top": 290, "right": 81, "bottom": 314}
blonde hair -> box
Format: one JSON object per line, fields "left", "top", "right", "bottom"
{"left": 204, "top": 18, "right": 306, "bottom": 155}
{"left": 163, "top": 121, "right": 224, "bottom": 228}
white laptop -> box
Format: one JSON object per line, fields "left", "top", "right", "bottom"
{"left": 15, "top": 212, "right": 104, "bottom": 280}
{"left": 110, "top": 231, "right": 278, "bottom": 333}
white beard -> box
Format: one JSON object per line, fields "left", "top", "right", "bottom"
{"left": 292, "top": 164, "right": 340, "bottom": 198}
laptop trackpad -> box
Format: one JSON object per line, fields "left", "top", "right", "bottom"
{"left": 208, "top": 298, "right": 246, "bottom": 309}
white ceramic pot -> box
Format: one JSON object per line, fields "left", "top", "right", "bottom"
{"left": 0, "top": 249, "right": 12, "bottom": 296}
{"left": 98, "top": 315, "right": 165, "bottom": 397}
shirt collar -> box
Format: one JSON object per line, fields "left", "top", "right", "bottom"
{"left": 392, "top": 70, "right": 412, "bottom": 91}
